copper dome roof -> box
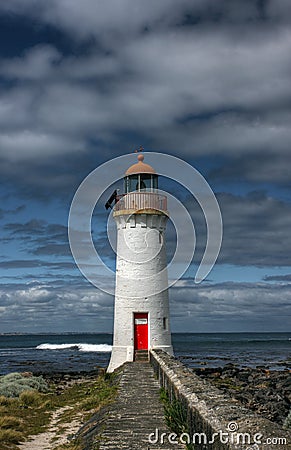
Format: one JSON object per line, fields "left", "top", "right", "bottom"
{"left": 125, "top": 154, "right": 156, "bottom": 175}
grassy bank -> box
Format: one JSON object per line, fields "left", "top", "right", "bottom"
{"left": 0, "top": 371, "right": 117, "bottom": 450}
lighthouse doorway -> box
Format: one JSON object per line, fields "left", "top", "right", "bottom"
{"left": 134, "top": 313, "right": 148, "bottom": 350}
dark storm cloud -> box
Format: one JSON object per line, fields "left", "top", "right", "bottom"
{"left": 171, "top": 190, "right": 291, "bottom": 268}
{"left": 0, "top": 259, "right": 76, "bottom": 270}
{"left": 264, "top": 274, "right": 291, "bottom": 282}
{"left": 2, "top": 212, "right": 113, "bottom": 261}
{"left": 170, "top": 281, "right": 291, "bottom": 331}
{"left": 3, "top": 220, "right": 71, "bottom": 255}
{"left": 1, "top": 0, "right": 290, "bottom": 37}
{"left": 0, "top": 0, "right": 290, "bottom": 200}
{"left": 4, "top": 219, "right": 47, "bottom": 236}
{"left": 209, "top": 151, "right": 291, "bottom": 186}
{"left": 217, "top": 192, "right": 291, "bottom": 266}
{"left": 0, "top": 205, "right": 26, "bottom": 219}
{"left": 0, "top": 259, "right": 45, "bottom": 269}
{"left": 33, "top": 243, "right": 70, "bottom": 257}
{"left": 3, "top": 188, "right": 291, "bottom": 269}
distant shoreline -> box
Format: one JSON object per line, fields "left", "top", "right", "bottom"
{"left": 1, "top": 332, "right": 289, "bottom": 375}
{"left": 0, "top": 332, "right": 113, "bottom": 336}
{"left": 1, "top": 331, "right": 290, "bottom": 335}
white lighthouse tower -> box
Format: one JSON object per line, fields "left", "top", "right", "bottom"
{"left": 107, "top": 153, "right": 173, "bottom": 372}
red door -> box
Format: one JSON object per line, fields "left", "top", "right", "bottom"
{"left": 134, "top": 313, "right": 148, "bottom": 350}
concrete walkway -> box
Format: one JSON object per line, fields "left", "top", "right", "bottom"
{"left": 99, "top": 362, "right": 185, "bottom": 449}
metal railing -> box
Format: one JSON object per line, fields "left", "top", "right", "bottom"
{"left": 114, "top": 192, "right": 167, "bottom": 213}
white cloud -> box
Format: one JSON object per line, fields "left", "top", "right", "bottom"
{"left": 0, "top": 130, "right": 84, "bottom": 161}
{"left": 170, "top": 281, "right": 291, "bottom": 331}
{"left": 0, "top": 282, "right": 114, "bottom": 331}
{"left": 1, "top": 45, "right": 61, "bottom": 80}
{"left": 0, "top": 279, "right": 290, "bottom": 332}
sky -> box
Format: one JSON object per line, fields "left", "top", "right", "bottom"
{"left": 0, "top": 0, "right": 291, "bottom": 333}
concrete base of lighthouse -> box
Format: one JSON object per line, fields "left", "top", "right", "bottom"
{"left": 107, "top": 211, "right": 173, "bottom": 373}
{"left": 108, "top": 345, "right": 173, "bottom": 373}
{"left": 107, "top": 294, "right": 174, "bottom": 372}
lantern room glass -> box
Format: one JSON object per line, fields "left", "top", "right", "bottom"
{"left": 124, "top": 174, "right": 158, "bottom": 193}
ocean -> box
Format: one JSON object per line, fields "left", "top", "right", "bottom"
{"left": 0, "top": 332, "right": 290, "bottom": 375}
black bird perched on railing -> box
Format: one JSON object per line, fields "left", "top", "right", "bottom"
{"left": 105, "top": 190, "right": 118, "bottom": 210}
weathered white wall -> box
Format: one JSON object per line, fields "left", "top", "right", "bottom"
{"left": 107, "top": 212, "right": 173, "bottom": 373}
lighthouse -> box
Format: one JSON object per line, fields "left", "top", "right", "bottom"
{"left": 107, "top": 153, "right": 173, "bottom": 372}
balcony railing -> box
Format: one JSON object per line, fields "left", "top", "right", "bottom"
{"left": 114, "top": 192, "right": 167, "bottom": 214}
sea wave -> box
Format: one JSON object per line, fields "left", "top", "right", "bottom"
{"left": 36, "top": 343, "right": 112, "bottom": 352}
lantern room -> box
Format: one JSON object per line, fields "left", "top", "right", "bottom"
{"left": 114, "top": 153, "right": 167, "bottom": 216}
{"left": 124, "top": 154, "right": 158, "bottom": 193}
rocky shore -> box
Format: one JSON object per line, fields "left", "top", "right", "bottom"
{"left": 193, "top": 364, "right": 291, "bottom": 426}
{"left": 38, "top": 369, "right": 104, "bottom": 392}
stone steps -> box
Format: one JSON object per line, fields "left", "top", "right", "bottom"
{"left": 134, "top": 350, "right": 149, "bottom": 362}
{"left": 98, "top": 362, "right": 185, "bottom": 450}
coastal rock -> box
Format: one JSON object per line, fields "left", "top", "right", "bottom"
{"left": 21, "top": 371, "right": 33, "bottom": 377}
{"left": 193, "top": 365, "right": 291, "bottom": 426}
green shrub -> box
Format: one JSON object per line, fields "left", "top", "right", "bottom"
{"left": 160, "top": 388, "right": 193, "bottom": 450}
{"left": 0, "top": 373, "right": 48, "bottom": 398}
{"left": 0, "top": 382, "right": 25, "bottom": 398}
{"left": 164, "top": 398, "right": 188, "bottom": 435}
{"left": 1, "top": 373, "right": 23, "bottom": 382}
